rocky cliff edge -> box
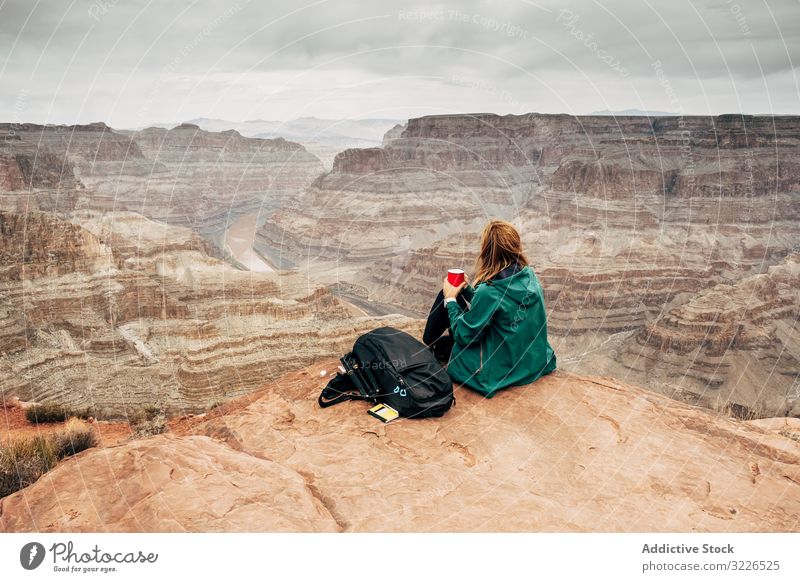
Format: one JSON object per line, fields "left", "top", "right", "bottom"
{"left": 1, "top": 359, "right": 799, "bottom": 532}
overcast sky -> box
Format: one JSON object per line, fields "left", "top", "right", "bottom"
{"left": 1, "top": 0, "right": 798, "bottom": 127}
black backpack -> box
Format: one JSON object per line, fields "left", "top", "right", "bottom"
{"left": 318, "top": 327, "right": 454, "bottom": 419}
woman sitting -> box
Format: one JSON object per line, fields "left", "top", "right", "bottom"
{"left": 422, "top": 219, "right": 557, "bottom": 397}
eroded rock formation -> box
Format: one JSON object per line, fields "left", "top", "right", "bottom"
{"left": 613, "top": 253, "right": 800, "bottom": 415}
{"left": 0, "top": 210, "right": 421, "bottom": 418}
{"left": 2, "top": 112, "right": 798, "bottom": 417}
{"left": 0, "top": 122, "right": 324, "bottom": 249}
{"left": 2, "top": 360, "right": 799, "bottom": 532}
{"left": 257, "top": 113, "right": 800, "bottom": 415}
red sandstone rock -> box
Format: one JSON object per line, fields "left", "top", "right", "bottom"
{"left": 1, "top": 362, "right": 798, "bottom": 532}
{"left": 0, "top": 435, "right": 339, "bottom": 532}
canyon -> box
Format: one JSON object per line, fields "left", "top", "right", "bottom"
{"left": 0, "top": 122, "right": 385, "bottom": 416}
{"left": 260, "top": 113, "right": 800, "bottom": 417}
{"left": 1, "top": 112, "right": 799, "bottom": 533}
{"left": 1, "top": 114, "right": 798, "bottom": 417}
{"left": 0, "top": 121, "right": 324, "bottom": 254}
{"left": 0, "top": 209, "right": 421, "bottom": 417}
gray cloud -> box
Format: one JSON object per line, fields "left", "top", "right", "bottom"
{"left": 0, "top": 0, "right": 797, "bottom": 126}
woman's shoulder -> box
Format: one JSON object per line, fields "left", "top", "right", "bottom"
{"left": 472, "top": 280, "right": 501, "bottom": 298}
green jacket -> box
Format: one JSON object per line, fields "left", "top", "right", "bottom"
{"left": 445, "top": 265, "right": 557, "bottom": 397}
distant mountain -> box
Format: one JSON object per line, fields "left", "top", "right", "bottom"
{"left": 184, "top": 117, "right": 405, "bottom": 168}
{"left": 590, "top": 108, "right": 677, "bottom": 116}
{"left": 185, "top": 116, "right": 401, "bottom": 140}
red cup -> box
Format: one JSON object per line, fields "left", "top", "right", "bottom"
{"left": 447, "top": 268, "right": 465, "bottom": 286}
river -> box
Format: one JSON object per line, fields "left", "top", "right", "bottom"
{"left": 224, "top": 212, "right": 274, "bottom": 272}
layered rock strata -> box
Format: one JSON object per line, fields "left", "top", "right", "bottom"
{"left": 257, "top": 113, "right": 800, "bottom": 415}
{"left": 0, "top": 122, "right": 325, "bottom": 250}
{"left": 611, "top": 253, "right": 800, "bottom": 415}
{"left": 0, "top": 210, "right": 421, "bottom": 418}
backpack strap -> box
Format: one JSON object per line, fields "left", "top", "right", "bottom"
{"left": 318, "top": 373, "right": 372, "bottom": 408}
{"left": 318, "top": 390, "right": 359, "bottom": 408}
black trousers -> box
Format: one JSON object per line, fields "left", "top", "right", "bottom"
{"left": 423, "top": 290, "right": 469, "bottom": 363}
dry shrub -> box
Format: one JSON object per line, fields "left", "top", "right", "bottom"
{"left": 51, "top": 418, "right": 99, "bottom": 459}
{"left": 26, "top": 403, "right": 92, "bottom": 424}
{"left": 0, "top": 435, "right": 56, "bottom": 498}
{"left": 129, "top": 405, "right": 167, "bottom": 438}
{"left": 779, "top": 429, "right": 800, "bottom": 444}
{"left": 0, "top": 419, "right": 98, "bottom": 498}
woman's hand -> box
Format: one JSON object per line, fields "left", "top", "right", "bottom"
{"left": 443, "top": 276, "right": 467, "bottom": 300}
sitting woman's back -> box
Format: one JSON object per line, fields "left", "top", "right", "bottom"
{"left": 428, "top": 219, "right": 557, "bottom": 397}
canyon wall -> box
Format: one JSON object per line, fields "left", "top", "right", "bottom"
{"left": 0, "top": 210, "right": 421, "bottom": 418}
{"left": 2, "top": 113, "right": 798, "bottom": 417}
{"left": 257, "top": 113, "right": 800, "bottom": 416}
{"left": 0, "top": 122, "right": 324, "bottom": 250}
{"left": 261, "top": 113, "right": 799, "bottom": 270}
{"left": 613, "top": 253, "right": 800, "bottom": 416}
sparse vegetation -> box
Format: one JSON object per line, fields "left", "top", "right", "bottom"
{"left": 51, "top": 418, "right": 100, "bottom": 458}
{"left": 725, "top": 402, "right": 769, "bottom": 421}
{"left": 26, "top": 403, "right": 92, "bottom": 424}
{"left": 779, "top": 429, "right": 800, "bottom": 444}
{"left": 129, "top": 405, "right": 167, "bottom": 438}
{"left": 0, "top": 419, "right": 98, "bottom": 498}
{"left": 0, "top": 435, "right": 56, "bottom": 498}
